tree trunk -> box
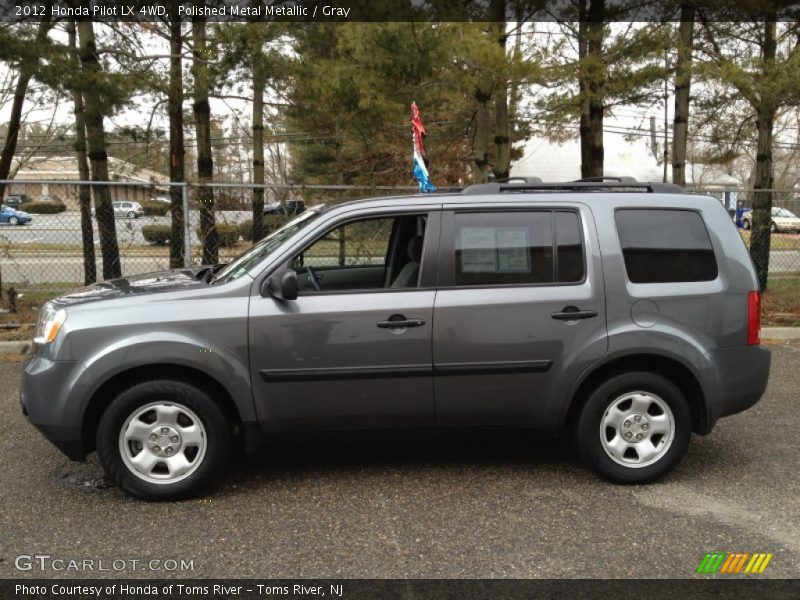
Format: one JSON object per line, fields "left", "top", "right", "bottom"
{"left": 672, "top": 5, "right": 695, "bottom": 187}
{"left": 578, "top": 0, "right": 605, "bottom": 179}
{"left": 192, "top": 17, "right": 218, "bottom": 265}
{"left": 473, "top": 78, "right": 492, "bottom": 182}
{"left": 750, "top": 20, "right": 777, "bottom": 292}
{"left": 168, "top": 5, "right": 185, "bottom": 268}
{"left": 252, "top": 51, "right": 266, "bottom": 242}
{"left": 77, "top": 20, "right": 121, "bottom": 280}
{"left": 68, "top": 20, "right": 96, "bottom": 285}
{"left": 491, "top": 0, "right": 510, "bottom": 180}
{"left": 0, "top": 18, "right": 51, "bottom": 197}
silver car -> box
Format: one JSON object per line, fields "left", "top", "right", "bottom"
{"left": 21, "top": 179, "right": 771, "bottom": 499}
{"left": 113, "top": 201, "right": 144, "bottom": 219}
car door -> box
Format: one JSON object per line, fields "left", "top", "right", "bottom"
{"left": 248, "top": 209, "right": 441, "bottom": 432}
{"left": 432, "top": 204, "right": 607, "bottom": 429}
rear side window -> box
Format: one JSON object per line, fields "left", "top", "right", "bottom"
{"left": 615, "top": 209, "right": 718, "bottom": 283}
{"left": 452, "top": 211, "right": 584, "bottom": 286}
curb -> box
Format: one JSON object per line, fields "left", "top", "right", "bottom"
{"left": 0, "top": 341, "right": 31, "bottom": 355}
{"left": 760, "top": 327, "right": 800, "bottom": 341}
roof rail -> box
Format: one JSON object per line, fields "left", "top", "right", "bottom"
{"left": 461, "top": 177, "right": 683, "bottom": 195}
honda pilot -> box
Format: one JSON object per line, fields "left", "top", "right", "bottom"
{"left": 21, "top": 179, "right": 771, "bottom": 499}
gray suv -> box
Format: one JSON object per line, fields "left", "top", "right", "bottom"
{"left": 21, "top": 179, "right": 771, "bottom": 499}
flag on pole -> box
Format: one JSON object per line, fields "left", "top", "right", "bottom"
{"left": 411, "top": 102, "right": 436, "bottom": 193}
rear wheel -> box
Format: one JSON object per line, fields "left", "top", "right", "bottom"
{"left": 96, "top": 380, "right": 233, "bottom": 499}
{"left": 8, "top": 216, "right": 18, "bottom": 225}
{"left": 575, "top": 371, "right": 691, "bottom": 483}
{"left": 770, "top": 221, "right": 778, "bottom": 233}
{"left": 742, "top": 218, "right": 751, "bottom": 230}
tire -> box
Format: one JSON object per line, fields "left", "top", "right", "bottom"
{"left": 770, "top": 221, "right": 777, "bottom": 233}
{"left": 742, "top": 218, "right": 751, "bottom": 230}
{"left": 8, "top": 216, "right": 18, "bottom": 225}
{"left": 575, "top": 371, "right": 691, "bottom": 484}
{"left": 127, "top": 211, "right": 137, "bottom": 219}
{"left": 96, "top": 380, "right": 233, "bottom": 500}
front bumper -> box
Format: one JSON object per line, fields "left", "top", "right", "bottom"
{"left": 20, "top": 352, "right": 86, "bottom": 461}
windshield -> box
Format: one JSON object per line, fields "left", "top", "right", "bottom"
{"left": 775, "top": 208, "right": 797, "bottom": 218}
{"left": 212, "top": 208, "right": 323, "bottom": 284}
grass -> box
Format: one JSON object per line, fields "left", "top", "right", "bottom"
{"left": 762, "top": 277, "right": 800, "bottom": 326}
{"left": 739, "top": 229, "right": 800, "bottom": 251}
{"left": 0, "top": 285, "right": 71, "bottom": 340}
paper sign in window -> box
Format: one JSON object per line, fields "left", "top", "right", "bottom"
{"left": 459, "top": 227, "right": 531, "bottom": 273}
{"left": 496, "top": 228, "right": 530, "bottom": 272}
{"left": 459, "top": 227, "right": 498, "bottom": 272}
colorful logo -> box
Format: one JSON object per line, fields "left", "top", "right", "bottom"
{"left": 696, "top": 552, "right": 774, "bottom": 574}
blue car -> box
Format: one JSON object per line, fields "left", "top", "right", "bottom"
{"left": 0, "top": 205, "right": 32, "bottom": 225}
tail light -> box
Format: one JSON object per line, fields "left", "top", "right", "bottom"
{"left": 747, "top": 291, "right": 761, "bottom": 346}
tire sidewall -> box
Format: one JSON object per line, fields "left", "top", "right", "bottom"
{"left": 576, "top": 371, "right": 692, "bottom": 484}
{"left": 96, "top": 380, "right": 232, "bottom": 500}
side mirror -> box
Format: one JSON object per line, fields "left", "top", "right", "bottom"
{"left": 263, "top": 270, "right": 298, "bottom": 301}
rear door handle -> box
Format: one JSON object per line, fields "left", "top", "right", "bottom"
{"left": 551, "top": 306, "right": 598, "bottom": 321}
{"left": 377, "top": 315, "right": 426, "bottom": 329}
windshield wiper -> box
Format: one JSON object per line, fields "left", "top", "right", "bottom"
{"left": 195, "top": 263, "right": 227, "bottom": 284}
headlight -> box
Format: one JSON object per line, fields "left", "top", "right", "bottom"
{"left": 34, "top": 303, "right": 67, "bottom": 344}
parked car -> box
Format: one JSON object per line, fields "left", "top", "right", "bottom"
{"left": 264, "top": 199, "right": 305, "bottom": 215}
{"left": 741, "top": 206, "right": 800, "bottom": 233}
{"left": 39, "top": 194, "right": 64, "bottom": 204}
{"left": 0, "top": 205, "right": 32, "bottom": 225}
{"left": 152, "top": 195, "right": 171, "bottom": 204}
{"left": 4, "top": 193, "right": 31, "bottom": 209}
{"left": 21, "top": 178, "right": 770, "bottom": 499}
{"left": 112, "top": 201, "right": 145, "bottom": 219}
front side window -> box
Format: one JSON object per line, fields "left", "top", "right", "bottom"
{"left": 293, "top": 214, "right": 427, "bottom": 293}
{"left": 615, "top": 209, "right": 718, "bottom": 283}
{"left": 452, "top": 211, "right": 584, "bottom": 286}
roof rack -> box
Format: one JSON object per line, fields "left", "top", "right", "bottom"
{"left": 461, "top": 177, "right": 683, "bottom": 195}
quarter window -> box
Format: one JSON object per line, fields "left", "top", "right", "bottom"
{"left": 615, "top": 209, "right": 718, "bottom": 283}
{"left": 452, "top": 211, "right": 584, "bottom": 286}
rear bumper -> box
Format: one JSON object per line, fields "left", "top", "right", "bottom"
{"left": 706, "top": 344, "right": 771, "bottom": 430}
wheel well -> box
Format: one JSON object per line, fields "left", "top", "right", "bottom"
{"left": 81, "top": 364, "right": 243, "bottom": 454}
{"left": 564, "top": 354, "right": 709, "bottom": 434}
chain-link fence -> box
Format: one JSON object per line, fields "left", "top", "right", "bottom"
{"left": 1, "top": 181, "right": 798, "bottom": 299}
{"left": 0, "top": 180, "right": 419, "bottom": 296}
{"left": 691, "top": 188, "right": 800, "bottom": 278}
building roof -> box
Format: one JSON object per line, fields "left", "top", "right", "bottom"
{"left": 11, "top": 155, "right": 167, "bottom": 184}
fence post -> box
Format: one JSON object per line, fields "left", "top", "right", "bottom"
{"left": 182, "top": 183, "right": 191, "bottom": 266}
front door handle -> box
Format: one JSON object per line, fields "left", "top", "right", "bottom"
{"left": 377, "top": 314, "right": 426, "bottom": 329}
{"left": 551, "top": 306, "right": 598, "bottom": 320}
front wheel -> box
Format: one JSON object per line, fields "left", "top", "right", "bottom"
{"left": 96, "top": 380, "right": 233, "bottom": 499}
{"left": 575, "top": 371, "right": 691, "bottom": 484}
{"left": 127, "top": 211, "right": 137, "bottom": 219}
{"left": 742, "top": 218, "right": 751, "bottom": 230}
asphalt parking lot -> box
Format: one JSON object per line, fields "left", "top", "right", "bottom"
{"left": 1, "top": 345, "right": 798, "bottom": 580}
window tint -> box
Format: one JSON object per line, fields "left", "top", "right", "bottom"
{"left": 615, "top": 209, "right": 718, "bottom": 283}
{"left": 454, "top": 212, "right": 554, "bottom": 286}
